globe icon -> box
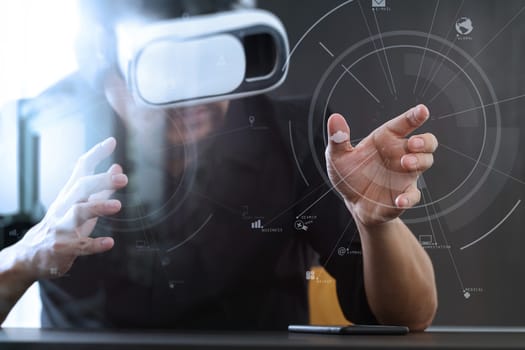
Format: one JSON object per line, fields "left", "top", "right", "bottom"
{"left": 455, "top": 17, "right": 473, "bottom": 35}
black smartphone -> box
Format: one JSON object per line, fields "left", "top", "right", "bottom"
{"left": 288, "top": 324, "right": 409, "bottom": 335}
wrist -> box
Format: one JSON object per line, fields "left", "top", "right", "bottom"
{"left": 2, "top": 223, "right": 42, "bottom": 285}
{"left": 355, "top": 218, "right": 400, "bottom": 239}
{"left": 0, "top": 241, "right": 38, "bottom": 323}
{"left": 344, "top": 198, "right": 402, "bottom": 229}
{"left": 347, "top": 206, "right": 401, "bottom": 237}
{"left": 3, "top": 240, "right": 39, "bottom": 285}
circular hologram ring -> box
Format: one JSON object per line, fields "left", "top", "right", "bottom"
{"left": 308, "top": 31, "right": 501, "bottom": 224}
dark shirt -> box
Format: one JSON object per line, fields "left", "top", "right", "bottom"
{"left": 23, "top": 73, "right": 376, "bottom": 330}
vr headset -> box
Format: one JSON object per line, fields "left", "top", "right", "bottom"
{"left": 116, "top": 9, "right": 289, "bottom": 107}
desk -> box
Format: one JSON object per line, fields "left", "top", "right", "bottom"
{"left": 1, "top": 328, "right": 525, "bottom": 349}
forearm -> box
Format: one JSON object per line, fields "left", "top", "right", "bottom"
{"left": 0, "top": 243, "right": 35, "bottom": 325}
{"left": 357, "top": 217, "right": 437, "bottom": 331}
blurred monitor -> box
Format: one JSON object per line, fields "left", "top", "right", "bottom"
{"left": 0, "top": 101, "right": 20, "bottom": 215}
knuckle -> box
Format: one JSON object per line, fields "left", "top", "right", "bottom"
{"left": 374, "top": 127, "right": 387, "bottom": 141}
{"left": 92, "top": 201, "right": 104, "bottom": 212}
{"left": 91, "top": 202, "right": 107, "bottom": 216}
{"left": 53, "top": 224, "right": 68, "bottom": 236}
{"left": 51, "top": 240, "right": 68, "bottom": 253}
{"left": 76, "top": 238, "right": 91, "bottom": 256}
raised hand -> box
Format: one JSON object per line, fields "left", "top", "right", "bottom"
{"left": 326, "top": 105, "right": 438, "bottom": 226}
{"left": 17, "top": 137, "right": 128, "bottom": 279}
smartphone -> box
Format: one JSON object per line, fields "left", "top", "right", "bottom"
{"left": 288, "top": 324, "right": 409, "bottom": 335}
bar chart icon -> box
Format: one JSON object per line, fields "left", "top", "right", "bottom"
{"left": 251, "top": 219, "right": 263, "bottom": 229}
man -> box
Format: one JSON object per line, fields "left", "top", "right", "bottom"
{"left": 0, "top": 0, "right": 437, "bottom": 330}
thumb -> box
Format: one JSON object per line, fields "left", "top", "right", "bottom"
{"left": 327, "top": 113, "right": 353, "bottom": 155}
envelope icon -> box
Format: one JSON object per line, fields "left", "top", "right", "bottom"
{"left": 372, "top": 0, "right": 386, "bottom": 7}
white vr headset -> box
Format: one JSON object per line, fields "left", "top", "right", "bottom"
{"left": 116, "top": 9, "right": 289, "bottom": 107}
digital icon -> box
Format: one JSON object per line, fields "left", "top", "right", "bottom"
{"left": 418, "top": 235, "right": 434, "bottom": 246}
{"left": 306, "top": 270, "right": 316, "bottom": 280}
{"left": 251, "top": 219, "right": 263, "bottom": 229}
{"left": 372, "top": 0, "right": 386, "bottom": 8}
{"left": 455, "top": 17, "right": 474, "bottom": 36}
{"left": 337, "top": 247, "right": 348, "bottom": 256}
{"left": 248, "top": 115, "right": 255, "bottom": 127}
{"left": 294, "top": 220, "right": 309, "bottom": 231}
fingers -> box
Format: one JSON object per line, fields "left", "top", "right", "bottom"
{"left": 384, "top": 104, "right": 429, "bottom": 137}
{"left": 407, "top": 133, "right": 438, "bottom": 154}
{"left": 74, "top": 200, "right": 122, "bottom": 228}
{"left": 61, "top": 138, "right": 117, "bottom": 195}
{"left": 88, "top": 164, "right": 123, "bottom": 201}
{"left": 76, "top": 137, "right": 117, "bottom": 176}
{"left": 107, "top": 163, "right": 123, "bottom": 175}
{"left": 64, "top": 170, "right": 127, "bottom": 208}
{"left": 57, "top": 199, "right": 122, "bottom": 232}
{"left": 77, "top": 237, "right": 115, "bottom": 256}
{"left": 401, "top": 153, "right": 434, "bottom": 172}
{"left": 395, "top": 184, "right": 421, "bottom": 209}
{"left": 327, "top": 113, "right": 353, "bottom": 155}
{"left": 51, "top": 162, "right": 126, "bottom": 219}
{"left": 401, "top": 132, "right": 437, "bottom": 172}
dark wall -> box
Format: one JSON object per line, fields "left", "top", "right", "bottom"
{"left": 260, "top": 0, "right": 525, "bottom": 326}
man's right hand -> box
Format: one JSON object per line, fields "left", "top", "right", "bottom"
{"left": 16, "top": 137, "right": 127, "bottom": 279}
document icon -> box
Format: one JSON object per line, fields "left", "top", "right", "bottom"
{"left": 372, "top": 0, "right": 386, "bottom": 7}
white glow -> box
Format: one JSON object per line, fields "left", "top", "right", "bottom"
{"left": 0, "top": 101, "right": 19, "bottom": 214}
{"left": 0, "top": 0, "right": 78, "bottom": 328}
{"left": 0, "top": 0, "right": 79, "bottom": 107}
{"left": 330, "top": 130, "right": 350, "bottom": 144}
{"left": 39, "top": 118, "right": 85, "bottom": 209}
{"left": 2, "top": 283, "right": 41, "bottom": 328}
